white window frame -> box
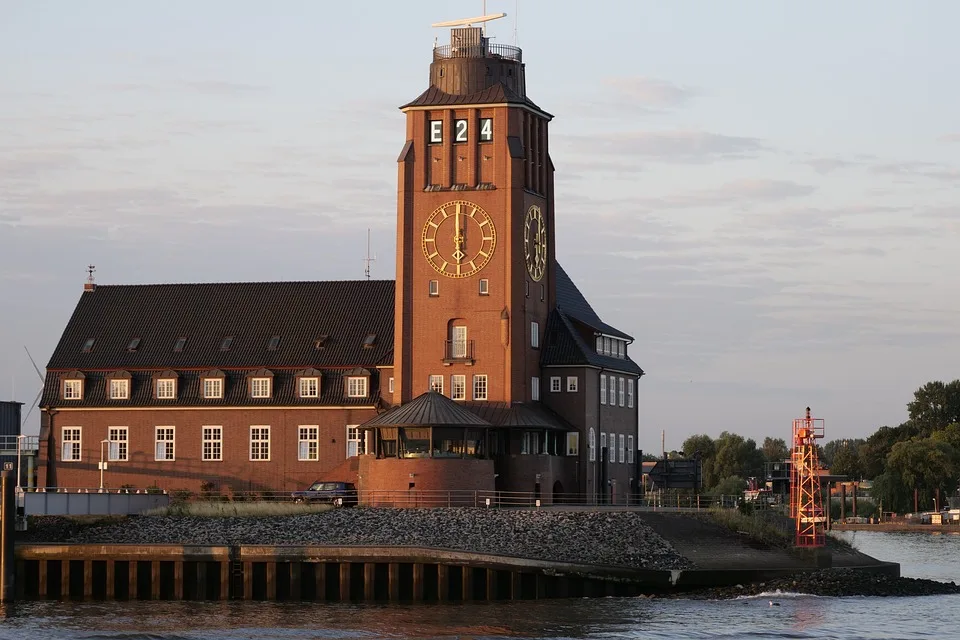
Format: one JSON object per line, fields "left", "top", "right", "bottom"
{"left": 250, "top": 425, "right": 271, "bottom": 461}
{"left": 619, "top": 377, "right": 625, "bottom": 407}
{"left": 203, "top": 377, "right": 223, "bottom": 399}
{"left": 109, "top": 379, "right": 129, "bottom": 400}
{"left": 298, "top": 425, "right": 319, "bottom": 461}
{"left": 628, "top": 379, "right": 635, "bottom": 408}
{"left": 619, "top": 434, "right": 626, "bottom": 463}
{"left": 61, "top": 427, "right": 81, "bottom": 462}
{"left": 600, "top": 375, "right": 606, "bottom": 405}
{"left": 609, "top": 379, "right": 616, "bottom": 405}
{"left": 479, "top": 278, "right": 489, "bottom": 295}
{"left": 250, "top": 377, "right": 272, "bottom": 398}
{"left": 473, "top": 374, "right": 488, "bottom": 400}
{"left": 346, "top": 425, "right": 362, "bottom": 457}
{"left": 429, "top": 375, "right": 444, "bottom": 394}
{"left": 530, "top": 321, "right": 540, "bottom": 349}
{"left": 628, "top": 436, "right": 635, "bottom": 464}
{"left": 566, "top": 432, "right": 579, "bottom": 456}
{"left": 299, "top": 376, "right": 319, "bottom": 398}
{"left": 429, "top": 279, "right": 439, "bottom": 296}
{"left": 549, "top": 376, "right": 561, "bottom": 393}
{"left": 63, "top": 379, "right": 83, "bottom": 400}
{"left": 567, "top": 376, "right": 578, "bottom": 392}
{"left": 600, "top": 432, "right": 607, "bottom": 460}
{"left": 202, "top": 426, "right": 222, "bottom": 461}
{"left": 588, "top": 427, "right": 596, "bottom": 462}
{"left": 388, "top": 377, "right": 395, "bottom": 393}
{"left": 156, "top": 378, "right": 176, "bottom": 400}
{"left": 531, "top": 376, "right": 540, "bottom": 401}
{"left": 108, "top": 426, "right": 128, "bottom": 461}
{"left": 451, "top": 374, "right": 466, "bottom": 400}
{"left": 451, "top": 326, "right": 468, "bottom": 358}
{"left": 347, "top": 376, "right": 368, "bottom": 398}
{"left": 595, "top": 336, "right": 603, "bottom": 354}
{"left": 155, "top": 426, "right": 175, "bottom": 461}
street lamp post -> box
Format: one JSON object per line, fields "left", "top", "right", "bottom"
{"left": 99, "top": 439, "right": 110, "bottom": 491}
{"left": 15, "top": 435, "right": 25, "bottom": 493}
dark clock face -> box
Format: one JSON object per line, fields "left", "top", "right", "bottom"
{"left": 421, "top": 200, "right": 497, "bottom": 278}
{"left": 524, "top": 205, "right": 547, "bottom": 281}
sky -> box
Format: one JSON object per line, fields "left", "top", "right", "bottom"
{"left": 1, "top": 1, "right": 958, "bottom": 453}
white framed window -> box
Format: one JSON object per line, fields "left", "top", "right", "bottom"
{"left": 628, "top": 436, "right": 635, "bottom": 464}
{"left": 619, "top": 434, "right": 626, "bottom": 463}
{"left": 604, "top": 337, "right": 611, "bottom": 355}
{"left": 619, "top": 377, "right": 625, "bottom": 407}
{"left": 429, "top": 374, "right": 444, "bottom": 394}
{"left": 530, "top": 321, "right": 540, "bottom": 349}
{"left": 250, "top": 426, "right": 270, "bottom": 461}
{"left": 109, "top": 379, "right": 129, "bottom": 400}
{"left": 388, "top": 377, "right": 395, "bottom": 393}
{"left": 61, "top": 427, "right": 81, "bottom": 461}
{"left": 451, "top": 374, "right": 466, "bottom": 400}
{"left": 155, "top": 426, "right": 175, "bottom": 461}
{"left": 473, "top": 374, "right": 488, "bottom": 400}
{"left": 628, "top": 379, "right": 635, "bottom": 408}
{"left": 346, "top": 425, "right": 362, "bottom": 457}
{"left": 567, "top": 376, "right": 578, "bottom": 392}
{"left": 600, "top": 432, "right": 607, "bottom": 460}
{"left": 203, "top": 377, "right": 223, "bottom": 399}
{"left": 63, "top": 379, "right": 83, "bottom": 400}
{"left": 429, "top": 279, "right": 439, "bottom": 296}
{"left": 550, "top": 376, "right": 561, "bottom": 393}
{"left": 451, "top": 326, "right": 468, "bottom": 358}
{"left": 595, "top": 336, "right": 603, "bottom": 354}
{"left": 298, "top": 425, "right": 319, "bottom": 461}
{"left": 299, "top": 377, "right": 319, "bottom": 398}
{"left": 250, "top": 377, "right": 271, "bottom": 398}
{"left": 588, "top": 428, "right": 596, "bottom": 462}
{"left": 156, "top": 378, "right": 176, "bottom": 400}
{"left": 347, "top": 376, "right": 368, "bottom": 398}
{"left": 609, "top": 379, "right": 616, "bottom": 405}
{"left": 202, "top": 426, "right": 222, "bottom": 461}
{"left": 600, "top": 375, "right": 607, "bottom": 405}
{"left": 108, "top": 426, "right": 128, "bottom": 461}
{"left": 479, "top": 279, "right": 489, "bottom": 295}
{"left": 566, "top": 432, "right": 579, "bottom": 456}
{"left": 521, "top": 431, "right": 541, "bottom": 455}
{"left": 531, "top": 376, "right": 540, "bottom": 401}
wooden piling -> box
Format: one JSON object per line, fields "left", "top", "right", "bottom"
{"left": 339, "top": 563, "right": 351, "bottom": 601}
{"left": 412, "top": 563, "right": 424, "bottom": 601}
{"left": 388, "top": 563, "right": 400, "bottom": 601}
{"left": 60, "top": 559, "right": 70, "bottom": 600}
{"left": 128, "top": 561, "right": 138, "bottom": 599}
{"left": 461, "top": 566, "right": 473, "bottom": 600}
{"left": 290, "top": 562, "right": 301, "bottom": 600}
{"left": 486, "top": 568, "right": 497, "bottom": 600}
{"left": 105, "top": 560, "right": 115, "bottom": 599}
{"left": 220, "top": 561, "right": 230, "bottom": 600}
{"left": 243, "top": 562, "right": 253, "bottom": 600}
{"left": 314, "top": 562, "right": 326, "bottom": 601}
{"left": 173, "top": 561, "right": 183, "bottom": 600}
{"left": 437, "top": 564, "right": 449, "bottom": 601}
{"left": 265, "top": 562, "right": 277, "bottom": 600}
{"left": 364, "top": 563, "right": 375, "bottom": 600}
{"left": 38, "top": 560, "right": 47, "bottom": 599}
{"left": 83, "top": 560, "right": 93, "bottom": 599}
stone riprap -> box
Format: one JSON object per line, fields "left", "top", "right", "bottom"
{"left": 18, "top": 508, "right": 695, "bottom": 571}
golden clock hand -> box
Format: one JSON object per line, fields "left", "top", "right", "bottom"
{"left": 453, "top": 206, "right": 465, "bottom": 263}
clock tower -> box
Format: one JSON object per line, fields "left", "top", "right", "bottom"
{"left": 393, "top": 15, "right": 555, "bottom": 407}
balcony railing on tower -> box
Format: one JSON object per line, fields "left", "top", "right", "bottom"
{"left": 433, "top": 42, "right": 522, "bottom": 63}
{"left": 443, "top": 339, "right": 475, "bottom": 365}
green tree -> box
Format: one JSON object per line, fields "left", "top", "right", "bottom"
{"left": 886, "top": 437, "right": 960, "bottom": 511}
{"left": 761, "top": 437, "right": 790, "bottom": 464}
{"left": 871, "top": 470, "right": 913, "bottom": 514}
{"left": 710, "top": 475, "right": 745, "bottom": 497}
{"left": 829, "top": 441, "right": 864, "bottom": 480}
{"left": 907, "top": 380, "right": 960, "bottom": 437}
{"left": 859, "top": 423, "right": 918, "bottom": 479}
{"left": 709, "top": 432, "right": 764, "bottom": 489}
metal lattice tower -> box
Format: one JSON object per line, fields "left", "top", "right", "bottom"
{"left": 791, "top": 406, "right": 826, "bottom": 547}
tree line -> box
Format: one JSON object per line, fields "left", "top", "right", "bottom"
{"left": 667, "top": 380, "right": 960, "bottom": 514}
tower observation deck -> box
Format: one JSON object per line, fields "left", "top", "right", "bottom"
{"left": 429, "top": 23, "right": 526, "bottom": 98}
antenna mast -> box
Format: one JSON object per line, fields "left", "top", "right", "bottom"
{"left": 363, "top": 229, "right": 376, "bottom": 280}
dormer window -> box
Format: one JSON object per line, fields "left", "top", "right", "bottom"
{"left": 299, "top": 377, "right": 319, "bottom": 398}
{"left": 109, "top": 378, "right": 129, "bottom": 400}
{"left": 81, "top": 338, "right": 95, "bottom": 353}
{"left": 63, "top": 378, "right": 83, "bottom": 400}
{"left": 127, "top": 337, "right": 141, "bottom": 352}
{"left": 220, "top": 336, "right": 234, "bottom": 352}
{"left": 315, "top": 334, "right": 329, "bottom": 350}
{"left": 362, "top": 333, "right": 376, "bottom": 349}
{"left": 347, "top": 377, "right": 368, "bottom": 398}
{"left": 267, "top": 335, "right": 281, "bottom": 351}
{"left": 250, "top": 377, "right": 271, "bottom": 398}
{"left": 156, "top": 378, "right": 177, "bottom": 400}
{"left": 203, "top": 377, "right": 223, "bottom": 399}
{"left": 173, "top": 337, "right": 187, "bottom": 353}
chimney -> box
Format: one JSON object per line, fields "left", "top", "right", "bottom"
{"left": 84, "top": 264, "right": 96, "bottom": 292}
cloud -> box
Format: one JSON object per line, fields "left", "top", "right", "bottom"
{"left": 870, "top": 161, "right": 960, "bottom": 183}
{"left": 799, "top": 157, "right": 859, "bottom": 175}
{"left": 557, "top": 130, "right": 768, "bottom": 164}
{"left": 601, "top": 77, "right": 699, "bottom": 109}
{"left": 939, "top": 134, "right": 960, "bottom": 143}
{"left": 644, "top": 179, "right": 815, "bottom": 210}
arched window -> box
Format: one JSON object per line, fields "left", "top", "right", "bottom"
{"left": 588, "top": 428, "right": 596, "bottom": 462}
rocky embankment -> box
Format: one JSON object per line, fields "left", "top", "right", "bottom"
{"left": 669, "top": 568, "right": 960, "bottom": 599}
{"left": 18, "top": 508, "right": 694, "bottom": 571}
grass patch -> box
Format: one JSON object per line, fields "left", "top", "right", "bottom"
{"left": 701, "top": 507, "right": 793, "bottom": 548}
{"left": 142, "top": 501, "right": 336, "bottom": 517}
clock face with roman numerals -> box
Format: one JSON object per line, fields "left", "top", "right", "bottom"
{"left": 421, "top": 200, "right": 497, "bottom": 278}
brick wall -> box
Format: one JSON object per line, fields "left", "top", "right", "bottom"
{"left": 358, "top": 454, "right": 494, "bottom": 506}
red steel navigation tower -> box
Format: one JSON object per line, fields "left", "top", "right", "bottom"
{"left": 791, "top": 407, "right": 826, "bottom": 547}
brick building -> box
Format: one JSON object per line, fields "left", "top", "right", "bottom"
{"left": 37, "top": 19, "right": 644, "bottom": 502}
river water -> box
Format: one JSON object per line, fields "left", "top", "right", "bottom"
{"left": 0, "top": 531, "right": 957, "bottom": 640}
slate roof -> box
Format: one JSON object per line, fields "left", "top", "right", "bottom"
{"left": 400, "top": 83, "right": 551, "bottom": 116}
{"left": 41, "top": 368, "right": 382, "bottom": 408}
{"left": 360, "top": 392, "right": 492, "bottom": 428}
{"left": 462, "top": 401, "right": 572, "bottom": 431}
{"left": 555, "top": 264, "right": 632, "bottom": 341}
{"left": 46, "top": 280, "right": 395, "bottom": 371}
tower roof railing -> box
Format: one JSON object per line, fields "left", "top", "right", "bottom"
{"left": 433, "top": 42, "right": 522, "bottom": 63}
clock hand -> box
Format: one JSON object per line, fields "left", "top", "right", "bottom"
{"left": 453, "top": 206, "right": 465, "bottom": 263}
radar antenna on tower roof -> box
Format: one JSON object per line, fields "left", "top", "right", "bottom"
{"left": 430, "top": 12, "right": 507, "bottom": 29}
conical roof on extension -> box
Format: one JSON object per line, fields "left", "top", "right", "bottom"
{"left": 360, "top": 391, "right": 493, "bottom": 428}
